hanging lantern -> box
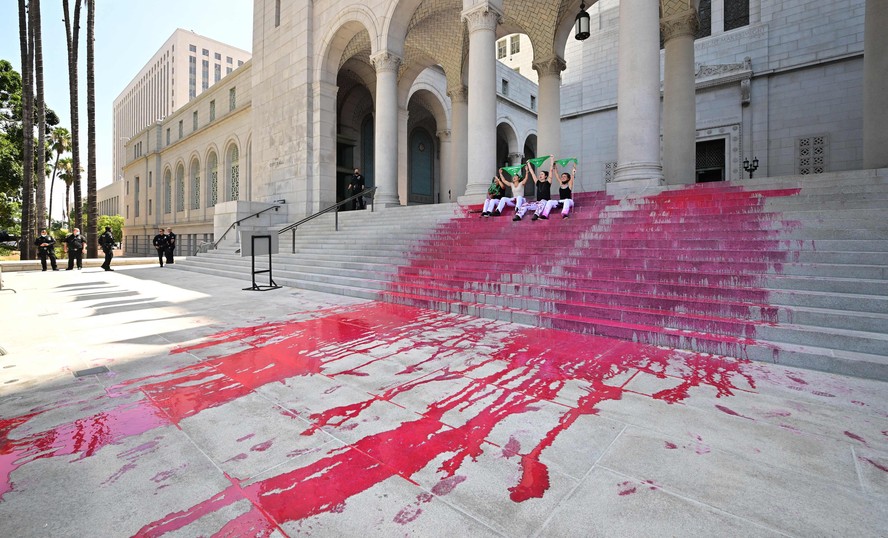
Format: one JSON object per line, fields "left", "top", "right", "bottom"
{"left": 575, "top": 1, "right": 591, "bottom": 41}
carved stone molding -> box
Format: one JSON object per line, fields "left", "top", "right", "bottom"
{"left": 370, "top": 51, "right": 402, "bottom": 74}
{"left": 695, "top": 57, "right": 753, "bottom": 91}
{"left": 448, "top": 86, "right": 468, "bottom": 104}
{"left": 462, "top": 6, "right": 501, "bottom": 34}
{"left": 437, "top": 129, "right": 451, "bottom": 142}
{"left": 533, "top": 56, "right": 567, "bottom": 78}
{"left": 660, "top": 11, "right": 699, "bottom": 42}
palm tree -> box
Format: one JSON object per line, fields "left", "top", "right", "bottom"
{"left": 85, "top": 0, "right": 96, "bottom": 257}
{"left": 57, "top": 156, "right": 73, "bottom": 226}
{"left": 18, "top": 0, "right": 34, "bottom": 259}
{"left": 62, "top": 0, "right": 82, "bottom": 233}
{"left": 47, "top": 127, "right": 71, "bottom": 227}
{"left": 33, "top": 0, "right": 46, "bottom": 235}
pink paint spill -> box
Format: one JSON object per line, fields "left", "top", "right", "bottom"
{"left": 617, "top": 481, "right": 637, "bottom": 496}
{"left": 860, "top": 457, "right": 888, "bottom": 473}
{"left": 786, "top": 375, "right": 807, "bottom": 385}
{"left": 715, "top": 405, "right": 753, "bottom": 420}
{"left": 664, "top": 442, "right": 678, "bottom": 449}
{"left": 2, "top": 302, "right": 760, "bottom": 531}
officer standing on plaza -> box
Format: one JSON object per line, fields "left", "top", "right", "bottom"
{"left": 164, "top": 228, "right": 176, "bottom": 264}
{"left": 99, "top": 226, "right": 115, "bottom": 271}
{"left": 152, "top": 228, "right": 167, "bottom": 267}
{"left": 64, "top": 227, "right": 86, "bottom": 270}
{"left": 347, "top": 168, "right": 366, "bottom": 210}
{"left": 35, "top": 228, "right": 58, "bottom": 271}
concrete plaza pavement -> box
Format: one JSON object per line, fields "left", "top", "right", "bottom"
{"left": 0, "top": 265, "right": 886, "bottom": 537}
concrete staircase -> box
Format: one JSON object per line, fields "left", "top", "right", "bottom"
{"left": 177, "top": 170, "right": 888, "bottom": 380}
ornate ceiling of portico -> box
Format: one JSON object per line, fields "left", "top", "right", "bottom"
{"left": 336, "top": 0, "right": 591, "bottom": 93}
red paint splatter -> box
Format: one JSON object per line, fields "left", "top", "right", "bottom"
{"left": 859, "top": 457, "right": 888, "bottom": 473}
{"left": 812, "top": 391, "right": 835, "bottom": 398}
{"left": 617, "top": 481, "right": 637, "bottom": 496}
{"left": 502, "top": 436, "right": 521, "bottom": 458}
{"left": 250, "top": 439, "right": 274, "bottom": 452}
{"left": 851, "top": 400, "right": 865, "bottom": 407}
{"left": 664, "top": 441, "right": 678, "bottom": 449}
{"left": 786, "top": 375, "right": 807, "bottom": 385}
{"left": 431, "top": 475, "right": 467, "bottom": 496}
{"left": 844, "top": 431, "right": 867, "bottom": 444}
{"left": 715, "top": 404, "right": 753, "bottom": 420}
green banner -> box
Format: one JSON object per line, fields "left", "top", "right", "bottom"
{"left": 526, "top": 155, "right": 551, "bottom": 169}
{"left": 555, "top": 158, "right": 578, "bottom": 168}
{"left": 501, "top": 165, "right": 524, "bottom": 177}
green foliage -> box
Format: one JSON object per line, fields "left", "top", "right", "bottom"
{"left": 97, "top": 214, "right": 124, "bottom": 242}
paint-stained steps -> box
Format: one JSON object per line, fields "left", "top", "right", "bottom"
{"left": 178, "top": 170, "right": 888, "bottom": 380}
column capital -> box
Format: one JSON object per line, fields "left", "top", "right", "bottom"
{"left": 437, "top": 129, "right": 452, "bottom": 142}
{"left": 447, "top": 85, "right": 468, "bottom": 104}
{"left": 532, "top": 56, "right": 567, "bottom": 78}
{"left": 462, "top": 5, "right": 501, "bottom": 34}
{"left": 370, "top": 51, "right": 402, "bottom": 74}
{"left": 660, "top": 10, "right": 699, "bottom": 42}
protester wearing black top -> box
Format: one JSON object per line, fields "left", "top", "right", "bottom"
{"left": 35, "top": 229, "right": 58, "bottom": 271}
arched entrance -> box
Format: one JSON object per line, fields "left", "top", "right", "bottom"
{"left": 408, "top": 127, "right": 435, "bottom": 204}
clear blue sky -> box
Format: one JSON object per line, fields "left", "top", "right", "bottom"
{"left": 0, "top": 0, "right": 252, "bottom": 212}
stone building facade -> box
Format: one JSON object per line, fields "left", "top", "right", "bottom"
{"left": 119, "top": 0, "right": 887, "bottom": 255}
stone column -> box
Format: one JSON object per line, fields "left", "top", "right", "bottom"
{"left": 508, "top": 152, "right": 523, "bottom": 166}
{"left": 662, "top": 11, "right": 699, "bottom": 185}
{"left": 371, "top": 51, "right": 402, "bottom": 207}
{"left": 863, "top": 0, "right": 888, "bottom": 169}
{"left": 533, "top": 56, "right": 566, "bottom": 161}
{"left": 459, "top": 6, "right": 501, "bottom": 204}
{"left": 610, "top": 0, "right": 664, "bottom": 195}
{"left": 438, "top": 129, "right": 454, "bottom": 202}
{"left": 448, "top": 86, "right": 469, "bottom": 201}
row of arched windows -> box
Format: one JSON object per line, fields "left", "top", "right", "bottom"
{"left": 162, "top": 144, "right": 240, "bottom": 214}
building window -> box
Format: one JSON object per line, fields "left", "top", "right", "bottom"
{"left": 497, "top": 39, "right": 507, "bottom": 59}
{"left": 238, "top": 60, "right": 244, "bottom": 67}
{"left": 163, "top": 170, "right": 172, "bottom": 214}
{"left": 178, "top": 120, "right": 183, "bottom": 139}
{"left": 166, "top": 128, "right": 170, "bottom": 145}
{"left": 189, "top": 56, "right": 197, "bottom": 100}
{"left": 148, "top": 171, "right": 152, "bottom": 188}
{"left": 501, "top": 79, "right": 509, "bottom": 96}
{"left": 209, "top": 100, "right": 216, "bottom": 121}
{"left": 603, "top": 161, "right": 618, "bottom": 183}
{"left": 134, "top": 177, "right": 140, "bottom": 218}
{"left": 530, "top": 95, "right": 536, "bottom": 111}
{"left": 189, "top": 44, "right": 196, "bottom": 53}
{"left": 148, "top": 199, "right": 152, "bottom": 215}
{"left": 797, "top": 135, "right": 828, "bottom": 175}
{"left": 193, "top": 110, "right": 198, "bottom": 131}
{"left": 208, "top": 151, "right": 218, "bottom": 206}
{"left": 191, "top": 160, "right": 201, "bottom": 209}
{"left": 228, "top": 145, "right": 240, "bottom": 201}
{"left": 227, "top": 67, "right": 233, "bottom": 75}
{"left": 696, "top": 0, "right": 712, "bottom": 39}
{"left": 215, "top": 63, "right": 221, "bottom": 83}
{"left": 724, "top": 0, "right": 749, "bottom": 31}
{"left": 202, "top": 48, "right": 209, "bottom": 56}
{"left": 176, "top": 164, "right": 185, "bottom": 212}
{"left": 226, "top": 56, "right": 233, "bottom": 64}
{"left": 202, "top": 59, "right": 209, "bottom": 91}
{"left": 229, "top": 87, "right": 236, "bottom": 111}
{"left": 214, "top": 52, "right": 221, "bottom": 61}
{"left": 510, "top": 35, "right": 520, "bottom": 55}
{"left": 275, "top": 0, "right": 281, "bottom": 27}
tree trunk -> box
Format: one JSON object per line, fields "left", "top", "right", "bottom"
{"left": 34, "top": 0, "right": 47, "bottom": 232}
{"left": 63, "top": 0, "right": 82, "bottom": 233}
{"left": 18, "top": 0, "right": 34, "bottom": 260}
{"left": 86, "top": 0, "right": 97, "bottom": 257}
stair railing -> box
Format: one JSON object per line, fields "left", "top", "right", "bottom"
{"left": 194, "top": 204, "right": 281, "bottom": 255}
{"left": 278, "top": 187, "right": 377, "bottom": 254}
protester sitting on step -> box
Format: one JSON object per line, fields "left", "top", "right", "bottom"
{"left": 518, "top": 160, "right": 553, "bottom": 221}
{"left": 494, "top": 165, "right": 529, "bottom": 220}
{"left": 539, "top": 160, "right": 576, "bottom": 219}
{"left": 481, "top": 174, "right": 506, "bottom": 217}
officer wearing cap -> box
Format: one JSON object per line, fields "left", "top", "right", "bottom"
{"left": 99, "top": 226, "right": 115, "bottom": 271}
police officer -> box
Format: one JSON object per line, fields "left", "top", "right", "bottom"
{"left": 64, "top": 228, "right": 86, "bottom": 270}
{"left": 164, "top": 228, "right": 176, "bottom": 264}
{"left": 99, "top": 226, "right": 115, "bottom": 271}
{"left": 347, "top": 168, "right": 366, "bottom": 210}
{"left": 35, "top": 228, "right": 59, "bottom": 271}
{"left": 152, "top": 228, "right": 167, "bottom": 267}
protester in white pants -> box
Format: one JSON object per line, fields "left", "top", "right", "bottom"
{"left": 495, "top": 166, "right": 529, "bottom": 220}
{"left": 537, "top": 161, "right": 577, "bottom": 219}
{"left": 481, "top": 174, "right": 507, "bottom": 217}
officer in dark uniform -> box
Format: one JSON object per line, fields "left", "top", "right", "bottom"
{"left": 152, "top": 228, "right": 167, "bottom": 267}
{"left": 164, "top": 228, "right": 176, "bottom": 264}
{"left": 99, "top": 226, "right": 115, "bottom": 271}
{"left": 64, "top": 228, "right": 86, "bottom": 270}
{"left": 35, "top": 228, "right": 58, "bottom": 271}
{"left": 347, "top": 168, "right": 366, "bottom": 210}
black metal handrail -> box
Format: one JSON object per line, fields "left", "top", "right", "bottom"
{"left": 278, "top": 186, "right": 377, "bottom": 254}
{"left": 194, "top": 204, "right": 281, "bottom": 255}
